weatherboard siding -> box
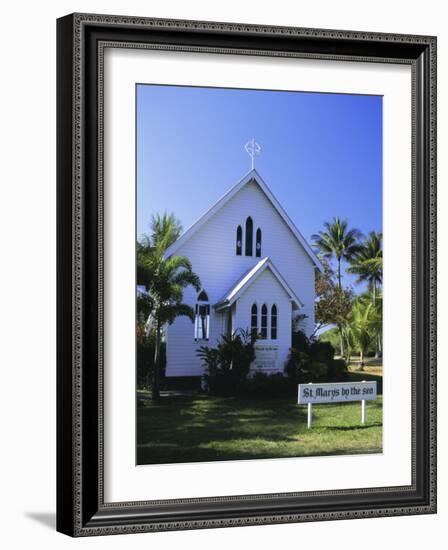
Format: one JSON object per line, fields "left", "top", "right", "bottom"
{"left": 165, "top": 179, "right": 315, "bottom": 377}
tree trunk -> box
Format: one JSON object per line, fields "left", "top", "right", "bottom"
{"left": 336, "top": 258, "right": 343, "bottom": 358}
{"left": 152, "top": 317, "right": 161, "bottom": 400}
{"left": 359, "top": 349, "right": 364, "bottom": 371}
{"left": 375, "top": 336, "right": 380, "bottom": 359}
{"left": 338, "top": 324, "right": 344, "bottom": 358}
{"left": 337, "top": 259, "right": 342, "bottom": 290}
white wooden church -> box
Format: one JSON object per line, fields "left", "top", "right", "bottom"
{"left": 163, "top": 156, "right": 322, "bottom": 379}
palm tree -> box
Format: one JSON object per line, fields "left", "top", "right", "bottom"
{"left": 342, "top": 325, "right": 356, "bottom": 366}
{"left": 312, "top": 217, "right": 363, "bottom": 290}
{"left": 348, "top": 232, "right": 383, "bottom": 357}
{"left": 350, "top": 300, "right": 376, "bottom": 370}
{"left": 347, "top": 231, "right": 383, "bottom": 305}
{"left": 137, "top": 213, "right": 201, "bottom": 399}
{"left": 312, "top": 218, "right": 362, "bottom": 356}
{"left": 359, "top": 291, "right": 383, "bottom": 359}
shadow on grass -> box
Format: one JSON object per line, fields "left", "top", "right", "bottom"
{"left": 136, "top": 393, "right": 383, "bottom": 465}
{"left": 327, "top": 422, "right": 383, "bottom": 431}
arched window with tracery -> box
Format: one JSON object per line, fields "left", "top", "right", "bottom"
{"left": 236, "top": 225, "right": 242, "bottom": 255}
{"left": 256, "top": 228, "right": 262, "bottom": 257}
{"left": 194, "top": 290, "right": 210, "bottom": 341}
{"left": 245, "top": 217, "right": 253, "bottom": 256}
{"left": 251, "top": 303, "right": 258, "bottom": 338}
{"left": 271, "top": 304, "right": 277, "bottom": 340}
{"left": 261, "top": 304, "right": 268, "bottom": 339}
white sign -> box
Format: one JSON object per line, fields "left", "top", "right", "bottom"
{"left": 298, "top": 381, "right": 377, "bottom": 404}
{"left": 298, "top": 381, "right": 378, "bottom": 428}
{"left": 254, "top": 344, "right": 278, "bottom": 371}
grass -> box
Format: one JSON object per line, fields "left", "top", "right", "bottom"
{"left": 137, "top": 390, "right": 383, "bottom": 465}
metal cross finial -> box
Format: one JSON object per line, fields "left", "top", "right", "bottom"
{"left": 245, "top": 138, "right": 261, "bottom": 170}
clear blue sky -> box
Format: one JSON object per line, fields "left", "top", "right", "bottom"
{"left": 137, "top": 84, "right": 382, "bottom": 291}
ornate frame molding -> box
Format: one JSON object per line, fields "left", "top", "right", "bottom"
{"left": 57, "top": 13, "right": 437, "bottom": 537}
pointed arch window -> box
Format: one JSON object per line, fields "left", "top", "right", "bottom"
{"left": 261, "top": 304, "right": 268, "bottom": 339}
{"left": 245, "top": 217, "right": 253, "bottom": 256}
{"left": 194, "top": 290, "right": 210, "bottom": 341}
{"left": 256, "top": 228, "right": 262, "bottom": 257}
{"left": 236, "top": 225, "right": 242, "bottom": 255}
{"left": 197, "top": 290, "right": 208, "bottom": 302}
{"left": 251, "top": 303, "right": 258, "bottom": 338}
{"left": 271, "top": 304, "right": 277, "bottom": 340}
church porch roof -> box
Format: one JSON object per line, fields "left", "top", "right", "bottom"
{"left": 214, "top": 257, "right": 303, "bottom": 311}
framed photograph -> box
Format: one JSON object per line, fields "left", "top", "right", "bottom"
{"left": 57, "top": 13, "right": 437, "bottom": 536}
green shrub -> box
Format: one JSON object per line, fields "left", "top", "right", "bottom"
{"left": 284, "top": 347, "right": 310, "bottom": 381}
{"left": 309, "top": 341, "right": 335, "bottom": 363}
{"left": 204, "top": 371, "right": 240, "bottom": 397}
{"left": 308, "top": 361, "right": 328, "bottom": 380}
{"left": 198, "top": 328, "right": 348, "bottom": 397}
{"left": 327, "top": 358, "right": 349, "bottom": 382}
{"left": 286, "top": 331, "right": 347, "bottom": 384}
{"left": 291, "top": 330, "right": 310, "bottom": 353}
{"left": 237, "top": 372, "right": 295, "bottom": 399}
{"left": 197, "top": 329, "right": 256, "bottom": 396}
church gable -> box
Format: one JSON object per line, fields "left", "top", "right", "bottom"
{"left": 164, "top": 170, "right": 322, "bottom": 272}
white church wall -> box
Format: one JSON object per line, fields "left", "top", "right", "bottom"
{"left": 165, "top": 177, "right": 316, "bottom": 377}
{"left": 165, "top": 297, "right": 225, "bottom": 377}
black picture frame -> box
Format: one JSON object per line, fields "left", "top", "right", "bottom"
{"left": 57, "top": 13, "right": 437, "bottom": 537}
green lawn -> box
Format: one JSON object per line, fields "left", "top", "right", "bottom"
{"left": 137, "top": 390, "right": 383, "bottom": 465}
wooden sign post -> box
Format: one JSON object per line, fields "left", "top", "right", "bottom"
{"left": 298, "top": 381, "right": 377, "bottom": 428}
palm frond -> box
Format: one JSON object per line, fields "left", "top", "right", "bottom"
{"left": 160, "top": 303, "right": 195, "bottom": 325}
{"left": 164, "top": 255, "right": 193, "bottom": 273}
{"left": 150, "top": 212, "right": 182, "bottom": 250}
{"left": 170, "top": 270, "right": 201, "bottom": 292}
{"left": 347, "top": 231, "right": 383, "bottom": 288}
{"left": 312, "top": 218, "right": 363, "bottom": 269}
